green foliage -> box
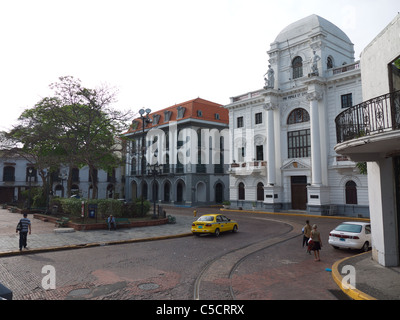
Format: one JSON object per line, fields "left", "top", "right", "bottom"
{"left": 356, "top": 162, "right": 368, "bottom": 175}
{"left": 21, "top": 187, "right": 47, "bottom": 208}
{"left": 50, "top": 198, "right": 151, "bottom": 218}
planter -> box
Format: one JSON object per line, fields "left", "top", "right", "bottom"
{"left": 33, "top": 214, "right": 168, "bottom": 231}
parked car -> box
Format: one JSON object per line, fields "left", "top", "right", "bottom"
{"left": 191, "top": 214, "right": 238, "bottom": 237}
{"left": 328, "top": 221, "right": 371, "bottom": 251}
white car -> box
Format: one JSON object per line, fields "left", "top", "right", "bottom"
{"left": 328, "top": 222, "right": 371, "bottom": 252}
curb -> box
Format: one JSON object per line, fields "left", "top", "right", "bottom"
{"left": 331, "top": 251, "right": 377, "bottom": 300}
{"left": 220, "top": 208, "right": 370, "bottom": 222}
{"left": 0, "top": 233, "right": 193, "bottom": 258}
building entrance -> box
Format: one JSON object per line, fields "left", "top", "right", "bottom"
{"left": 291, "top": 176, "right": 307, "bottom": 210}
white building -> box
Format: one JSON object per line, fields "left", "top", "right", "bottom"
{"left": 224, "top": 15, "right": 369, "bottom": 217}
{"left": 0, "top": 152, "right": 123, "bottom": 204}
{"left": 335, "top": 14, "right": 400, "bottom": 266}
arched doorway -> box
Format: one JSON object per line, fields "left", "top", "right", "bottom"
{"left": 164, "top": 181, "right": 171, "bottom": 202}
{"left": 131, "top": 181, "right": 137, "bottom": 200}
{"left": 142, "top": 181, "right": 148, "bottom": 200}
{"left": 345, "top": 180, "right": 358, "bottom": 204}
{"left": 257, "top": 182, "right": 264, "bottom": 201}
{"left": 197, "top": 182, "right": 206, "bottom": 202}
{"left": 215, "top": 183, "right": 223, "bottom": 204}
{"left": 177, "top": 181, "right": 185, "bottom": 203}
{"left": 238, "top": 182, "right": 245, "bottom": 200}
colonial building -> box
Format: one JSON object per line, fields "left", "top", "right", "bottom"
{"left": 0, "top": 151, "right": 123, "bottom": 204}
{"left": 335, "top": 14, "right": 400, "bottom": 266}
{"left": 123, "top": 98, "right": 229, "bottom": 206}
{"left": 224, "top": 15, "right": 369, "bottom": 217}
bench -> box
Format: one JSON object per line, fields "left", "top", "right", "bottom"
{"left": 106, "top": 217, "right": 131, "bottom": 230}
{"left": 56, "top": 217, "right": 70, "bottom": 228}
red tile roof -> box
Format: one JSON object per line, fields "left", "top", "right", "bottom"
{"left": 126, "top": 98, "right": 228, "bottom": 133}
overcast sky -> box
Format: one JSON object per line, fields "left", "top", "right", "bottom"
{"left": 0, "top": 0, "right": 398, "bottom": 131}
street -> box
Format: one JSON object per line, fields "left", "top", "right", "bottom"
{"left": 0, "top": 208, "right": 359, "bottom": 300}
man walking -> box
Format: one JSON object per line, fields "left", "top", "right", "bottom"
{"left": 16, "top": 213, "right": 31, "bottom": 251}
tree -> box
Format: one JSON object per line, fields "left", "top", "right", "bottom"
{"left": 5, "top": 76, "right": 132, "bottom": 199}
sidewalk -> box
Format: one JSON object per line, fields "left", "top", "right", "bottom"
{"left": 1, "top": 207, "right": 400, "bottom": 300}
{"left": 0, "top": 208, "right": 194, "bottom": 257}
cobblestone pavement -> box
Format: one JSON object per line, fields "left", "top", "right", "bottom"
{"left": 0, "top": 207, "right": 195, "bottom": 254}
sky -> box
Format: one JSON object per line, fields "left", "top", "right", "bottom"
{"left": 0, "top": 0, "right": 398, "bottom": 131}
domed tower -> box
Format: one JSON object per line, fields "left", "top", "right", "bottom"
{"left": 267, "top": 14, "right": 355, "bottom": 90}
{"left": 225, "top": 15, "right": 366, "bottom": 217}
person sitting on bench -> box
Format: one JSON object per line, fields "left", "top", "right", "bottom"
{"left": 107, "top": 215, "right": 116, "bottom": 230}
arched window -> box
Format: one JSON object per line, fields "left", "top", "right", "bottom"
{"left": 257, "top": 182, "right": 264, "bottom": 201}
{"left": 327, "top": 56, "right": 334, "bottom": 69}
{"left": 292, "top": 56, "right": 303, "bottom": 79}
{"left": 287, "top": 108, "right": 310, "bottom": 124}
{"left": 345, "top": 180, "right": 358, "bottom": 204}
{"left": 238, "top": 182, "right": 245, "bottom": 200}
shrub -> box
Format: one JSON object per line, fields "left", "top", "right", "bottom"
{"left": 49, "top": 198, "right": 151, "bottom": 218}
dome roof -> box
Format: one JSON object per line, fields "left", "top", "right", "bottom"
{"left": 274, "top": 14, "right": 352, "bottom": 44}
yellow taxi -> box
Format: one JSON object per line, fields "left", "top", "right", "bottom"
{"left": 191, "top": 214, "right": 238, "bottom": 237}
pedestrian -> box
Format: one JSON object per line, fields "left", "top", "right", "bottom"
{"left": 302, "top": 220, "right": 312, "bottom": 254}
{"left": 309, "top": 224, "right": 322, "bottom": 261}
{"left": 16, "top": 213, "right": 31, "bottom": 251}
{"left": 107, "top": 214, "right": 116, "bottom": 230}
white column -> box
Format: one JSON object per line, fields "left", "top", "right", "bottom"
{"left": 265, "top": 103, "right": 276, "bottom": 185}
{"left": 307, "top": 91, "right": 323, "bottom": 186}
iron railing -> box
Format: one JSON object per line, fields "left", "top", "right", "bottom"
{"left": 335, "top": 90, "right": 400, "bottom": 143}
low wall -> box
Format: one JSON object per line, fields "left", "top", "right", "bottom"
{"left": 33, "top": 214, "right": 168, "bottom": 231}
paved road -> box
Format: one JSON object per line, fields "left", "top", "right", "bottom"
{"left": 0, "top": 207, "right": 357, "bottom": 300}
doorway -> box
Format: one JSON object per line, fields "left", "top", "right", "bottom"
{"left": 215, "top": 183, "right": 223, "bottom": 204}
{"left": 291, "top": 176, "right": 307, "bottom": 210}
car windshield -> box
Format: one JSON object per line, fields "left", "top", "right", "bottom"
{"left": 335, "top": 223, "right": 362, "bottom": 233}
{"left": 197, "top": 216, "right": 214, "bottom": 222}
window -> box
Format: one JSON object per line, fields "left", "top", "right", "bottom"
{"left": 197, "top": 110, "right": 203, "bottom": 117}
{"left": 238, "top": 147, "right": 245, "bottom": 162}
{"left": 345, "top": 180, "right": 358, "bottom": 204}
{"left": 215, "top": 113, "right": 220, "bottom": 120}
{"left": 327, "top": 56, "right": 334, "bottom": 69}
{"left": 3, "top": 166, "right": 15, "bottom": 182}
{"left": 177, "top": 106, "right": 185, "bottom": 119}
{"left": 292, "top": 56, "right": 303, "bottom": 79}
{"left": 238, "top": 182, "right": 245, "bottom": 200}
{"left": 237, "top": 116, "right": 244, "bottom": 128}
{"left": 26, "top": 167, "right": 37, "bottom": 182}
{"left": 288, "top": 129, "right": 311, "bottom": 158}
{"left": 256, "top": 145, "right": 264, "bottom": 161}
{"left": 341, "top": 93, "right": 353, "bottom": 109}
{"left": 255, "top": 112, "right": 262, "bottom": 124}
{"left": 287, "top": 108, "right": 310, "bottom": 124}
{"left": 164, "top": 110, "right": 172, "bottom": 122}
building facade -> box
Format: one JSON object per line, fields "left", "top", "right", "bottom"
{"left": 224, "top": 15, "right": 369, "bottom": 217}
{"left": 0, "top": 152, "right": 123, "bottom": 204}
{"left": 335, "top": 14, "right": 400, "bottom": 266}
{"left": 123, "top": 98, "right": 229, "bottom": 206}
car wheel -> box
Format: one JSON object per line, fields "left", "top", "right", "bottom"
{"left": 232, "top": 225, "right": 238, "bottom": 233}
{"left": 214, "top": 228, "right": 220, "bottom": 237}
{"left": 362, "top": 242, "right": 369, "bottom": 252}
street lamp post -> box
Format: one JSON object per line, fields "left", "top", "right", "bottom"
{"left": 147, "top": 163, "right": 163, "bottom": 219}
{"left": 58, "top": 172, "right": 67, "bottom": 198}
{"left": 28, "top": 167, "right": 33, "bottom": 211}
{"left": 139, "top": 108, "right": 152, "bottom": 216}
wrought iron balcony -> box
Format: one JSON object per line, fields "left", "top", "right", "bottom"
{"left": 335, "top": 90, "right": 400, "bottom": 143}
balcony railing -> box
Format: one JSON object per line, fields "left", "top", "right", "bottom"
{"left": 335, "top": 90, "right": 400, "bottom": 143}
